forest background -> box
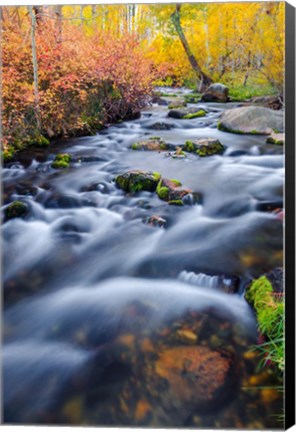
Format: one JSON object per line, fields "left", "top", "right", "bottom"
{"left": 1, "top": 2, "right": 284, "bottom": 160}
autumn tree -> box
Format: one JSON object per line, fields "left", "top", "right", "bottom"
{"left": 170, "top": 3, "right": 212, "bottom": 91}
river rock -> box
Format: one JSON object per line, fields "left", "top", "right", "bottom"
{"left": 168, "top": 99, "right": 187, "bottom": 109}
{"left": 155, "top": 345, "right": 234, "bottom": 405}
{"left": 218, "top": 106, "right": 284, "bottom": 135}
{"left": 168, "top": 107, "right": 207, "bottom": 119}
{"left": 266, "top": 132, "right": 284, "bottom": 145}
{"left": 145, "top": 215, "right": 167, "bottom": 228}
{"left": 156, "top": 178, "right": 192, "bottom": 205}
{"left": 131, "top": 137, "right": 170, "bottom": 151}
{"left": 4, "top": 201, "right": 29, "bottom": 222}
{"left": 265, "top": 267, "right": 283, "bottom": 294}
{"left": 115, "top": 170, "right": 161, "bottom": 193}
{"left": 148, "top": 122, "right": 175, "bottom": 130}
{"left": 184, "top": 138, "right": 226, "bottom": 156}
{"left": 249, "top": 95, "right": 283, "bottom": 110}
{"left": 201, "top": 83, "right": 229, "bottom": 102}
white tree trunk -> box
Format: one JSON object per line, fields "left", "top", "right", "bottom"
{"left": 28, "top": 5, "right": 41, "bottom": 130}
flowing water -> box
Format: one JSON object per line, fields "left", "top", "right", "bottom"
{"left": 2, "top": 89, "right": 284, "bottom": 428}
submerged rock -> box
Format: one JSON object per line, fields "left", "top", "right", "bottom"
{"left": 184, "top": 138, "right": 226, "bottom": 156}
{"left": 145, "top": 215, "right": 167, "bottom": 228}
{"left": 218, "top": 106, "right": 284, "bottom": 135}
{"left": 4, "top": 201, "right": 29, "bottom": 222}
{"left": 155, "top": 345, "right": 234, "bottom": 405}
{"left": 131, "top": 137, "right": 170, "bottom": 151}
{"left": 201, "top": 83, "right": 229, "bottom": 102}
{"left": 115, "top": 170, "right": 161, "bottom": 193}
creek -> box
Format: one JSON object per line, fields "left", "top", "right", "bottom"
{"left": 2, "top": 88, "right": 284, "bottom": 427}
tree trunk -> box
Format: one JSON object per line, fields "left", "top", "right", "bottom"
{"left": 170, "top": 4, "right": 212, "bottom": 92}
{"left": 55, "top": 5, "right": 62, "bottom": 44}
{"left": 28, "top": 6, "right": 41, "bottom": 131}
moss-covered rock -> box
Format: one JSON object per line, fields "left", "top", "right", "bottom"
{"left": 131, "top": 138, "right": 170, "bottom": 151}
{"left": 156, "top": 178, "right": 192, "bottom": 202}
{"left": 4, "top": 201, "right": 29, "bottom": 221}
{"left": 115, "top": 170, "right": 161, "bottom": 193}
{"left": 266, "top": 132, "right": 284, "bottom": 146}
{"left": 183, "top": 110, "right": 206, "bottom": 119}
{"left": 52, "top": 153, "right": 72, "bottom": 169}
{"left": 184, "top": 138, "right": 225, "bottom": 156}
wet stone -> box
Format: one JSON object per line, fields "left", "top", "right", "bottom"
{"left": 184, "top": 138, "right": 226, "bottom": 156}
{"left": 131, "top": 137, "right": 170, "bottom": 151}
{"left": 4, "top": 201, "right": 29, "bottom": 222}
{"left": 156, "top": 178, "right": 192, "bottom": 203}
{"left": 115, "top": 170, "right": 161, "bottom": 193}
{"left": 145, "top": 215, "right": 167, "bottom": 228}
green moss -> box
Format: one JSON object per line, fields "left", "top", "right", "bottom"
{"left": 184, "top": 141, "right": 195, "bottom": 152}
{"left": 115, "top": 175, "right": 129, "bottom": 191}
{"left": 131, "top": 143, "right": 139, "bottom": 150}
{"left": 245, "top": 276, "right": 284, "bottom": 372}
{"left": 168, "top": 200, "right": 184, "bottom": 206}
{"left": 217, "top": 122, "right": 244, "bottom": 134}
{"left": 168, "top": 103, "right": 186, "bottom": 109}
{"left": 27, "top": 134, "right": 50, "bottom": 148}
{"left": 153, "top": 172, "right": 161, "bottom": 182}
{"left": 149, "top": 136, "right": 161, "bottom": 140}
{"left": 52, "top": 153, "right": 71, "bottom": 169}
{"left": 183, "top": 110, "right": 206, "bottom": 119}
{"left": 266, "top": 137, "right": 283, "bottom": 145}
{"left": 170, "top": 179, "right": 182, "bottom": 186}
{"left": 155, "top": 92, "right": 178, "bottom": 98}
{"left": 160, "top": 143, "right": 168, "bottom": 150}
{"left": 156, "top": 181, "right": 169, "bottom": 201}
{"left": 5, "top": 201, "right": 28, "bottom": 220}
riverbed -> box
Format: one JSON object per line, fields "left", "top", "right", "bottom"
{"left": 2, "top": 89, "right": 284, "bottom": 427}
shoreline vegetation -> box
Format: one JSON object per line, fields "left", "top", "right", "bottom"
{"left": 2, "top": 2, "right": 284, "bottom": 400}
{"left": 2, "top": 3, "right": 284, "bottom": 162}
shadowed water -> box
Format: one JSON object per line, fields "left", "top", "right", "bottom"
{"left": 2, "top": 92, "right": 284, "bottom": 427}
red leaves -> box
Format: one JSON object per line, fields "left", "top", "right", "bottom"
{"left": 2, "top": 15, "right": 154, "bottom": 145}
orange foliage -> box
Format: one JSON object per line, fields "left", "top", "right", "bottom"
{"left": 2, "top": 10, "right": 154, "bottom": 154}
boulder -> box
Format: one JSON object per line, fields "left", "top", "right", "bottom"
{"left": 184, "top": 138, "right": 226, "bottom": 156}
{"left": 201, "top": 83, "right": 229, "bottom": 102}
{"left": 115, "top": 170, "right": 161, "bottom": 193}
{"left": 218, "top": 106, "right": 284, "bottom": 135}
{"left": 131, "top": 137, "right": 170, "bottom": 151}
